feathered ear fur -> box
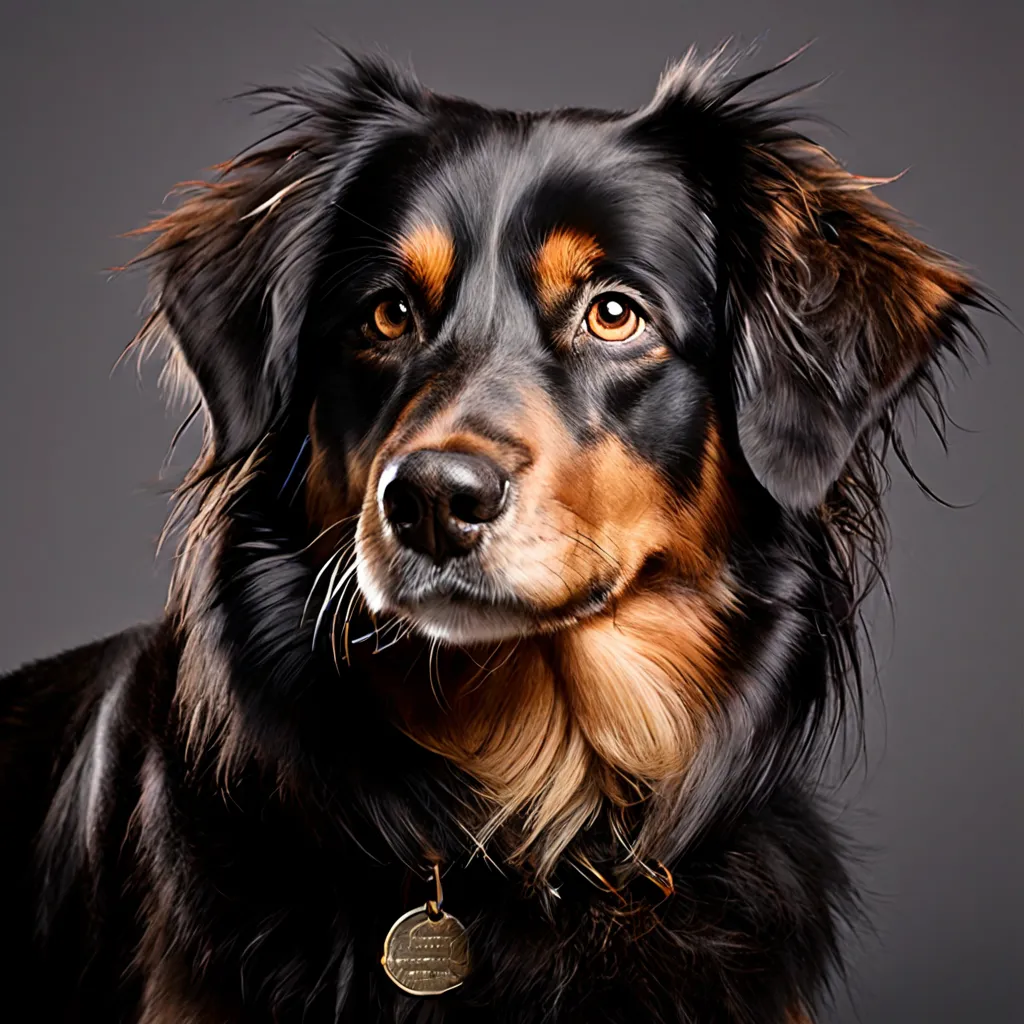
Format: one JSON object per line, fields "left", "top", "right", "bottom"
{"left": 129, "top": 56, "right": 428, "bottom": 466}
{"left": 637, "top": 47, "right": 985, "bottom": 511}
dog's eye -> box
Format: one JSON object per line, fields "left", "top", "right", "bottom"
{"left": 584, "top": 294, "right": 646, "bottom": 343}
{"left": 367, "top": 295, "right": 411, "bottom": 340}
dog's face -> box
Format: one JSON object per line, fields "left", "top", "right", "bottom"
{"left": 141, "top": 55, "right": 976, "bottom": 659}
{"left": 305, "top": 118, "right": 728, "bottom": 644}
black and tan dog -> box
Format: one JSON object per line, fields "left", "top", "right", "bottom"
{"left": 0, "top": 47, "right": 986, "bottom": 1023}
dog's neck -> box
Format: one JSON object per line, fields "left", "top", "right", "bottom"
{"left": 368, "top": 579, "right": 735, "bottom": 880}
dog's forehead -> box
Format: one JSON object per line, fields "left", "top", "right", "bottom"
{"left": 392, "top": 115, "right": 703, "bottom": 269}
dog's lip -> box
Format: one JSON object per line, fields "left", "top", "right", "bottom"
{"left": 394, "top": 570, "right": 616, "bottom": 630}
{"left": 358, "top": 528, "right": 624, "bottom": 637}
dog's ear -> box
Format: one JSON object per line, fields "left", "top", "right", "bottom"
{"left": 723, "top": 142, "right": 980, "bottom": 511}
{"left": 132, "top": 58, "right": 427, "bottom": 465}
{"left": 638, "top": 51, "right": 983, "bottom": 511}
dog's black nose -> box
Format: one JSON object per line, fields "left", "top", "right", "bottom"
{"left": 380, "top": 450, "right": 509, "bottom": 561}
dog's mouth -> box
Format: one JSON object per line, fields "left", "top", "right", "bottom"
{"left": 347, "top": 431, "right": 686, "bottom": 646}
{"left": 355, "top": 544, "right": 618, "bottom": 645}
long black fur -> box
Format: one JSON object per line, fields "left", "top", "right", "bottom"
{"left": 0, "top": 47, "right": 986, "bottom": 1023}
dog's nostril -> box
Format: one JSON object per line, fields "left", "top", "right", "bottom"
{"left": 448, "top": 491, "right": 482, "bottom": 525}
{"left": 382, "top": 480, "right": 424, "bottom": 530}
{"left": 449, "top": 483, "right": 506, "bottom": 526}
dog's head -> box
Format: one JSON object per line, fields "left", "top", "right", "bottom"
{"left": 137, "top": 50, "right": 981, "bottom": 872}
{"left": 141, "top": 51, "right": 976, "bottom": 648}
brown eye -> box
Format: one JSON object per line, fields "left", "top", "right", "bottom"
{"left": 585, "top": 294, "right": 645, "bottom": 342}
{"left": 369, "top": 295, "right": 410, "bottom": 340}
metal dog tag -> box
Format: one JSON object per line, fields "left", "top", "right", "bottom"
{"left": 381, "top": 863, "right": 470, "bottom": 996}
{"left": 381, "top": 904, "right": 470, "bottom": 996}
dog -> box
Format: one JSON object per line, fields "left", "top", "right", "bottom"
{"left": 0, "top": 47, "right": 987, "bottom": 1023}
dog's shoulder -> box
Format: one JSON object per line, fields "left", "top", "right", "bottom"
{"left": 1, "top": 623, "right": 162, "bottom": 768}
{"left": 0, "top": 623, "right": 169, "bottom": 1012}
{"left": 0, "top": 621, "right": 170, "bottom": 863}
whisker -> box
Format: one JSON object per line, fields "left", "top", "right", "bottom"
{"left": 375, "top": 623, "right": 413, "bottom": 653}
{"left": 568, "top": 529, "right": 619, "bottom": 571}
{"left": 325, "top": 558, "right": 359, "bottom": 607}
{"left": 327, "top": 559, "right": 361, "bottom": 670}
{"left": 329, "top": 203, "right": 404, "bottom": 245}
{"left": 462, "top": 639, "right": 521, "bottom": 694}
{"left": 375, "top": 616, "right": 408, "bottom": 647}
{"left": 427, "top": 637, "right": 450, "bottom": 711}
{"left": 305, "top": 548, "right": 344, "bottom": 630}
{"left": 312, "top": 555, "right": 357, "bottom": 647}
{"left": 339, "top": 579, "right": 367, "bottom": 666}
{"left": 302, "top": 539, "right": 356, "bottom": 616}
{"left": 298, "top": 515, "right": 360, "bottom": 555}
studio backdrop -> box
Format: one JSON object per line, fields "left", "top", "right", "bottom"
{"left": 0, "top": 2, "right": 1020, "bottom": 1021}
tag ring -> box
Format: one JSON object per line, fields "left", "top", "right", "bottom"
{"left": 426, "top": 862, "right": 444, "bottom": 920}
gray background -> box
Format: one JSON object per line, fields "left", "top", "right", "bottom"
{"left": 1, "top": 1, "right": 1020, "bottom": 1020}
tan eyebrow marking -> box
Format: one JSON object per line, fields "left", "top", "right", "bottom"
{"left": 534, "top": 228, "right": 604, "bottom": 313}
{"left": 398, "top": 223, "right": 456, "bottom": 311}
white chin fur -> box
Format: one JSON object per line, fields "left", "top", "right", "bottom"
{"left": 398, "top": 601, "right": 531, "bottom": 645}
{"left": 355, "top": 555, "right": 529, "bottom": 645}
{"left": 356, "top": 525, "right": 537, "bottom": 644}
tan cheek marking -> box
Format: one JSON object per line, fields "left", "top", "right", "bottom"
{"left": 476, "top": 390, "right": 672, "bottom": 610}
{"left": 550, "top": 417, "right": 732, "bottom": 585}
{"left": 484, "top": 392, "right": 599, "bottom": 607}
{"left": 534, "top": 228, "right": 604, "bottom": 313}
{"left": 493, "top": 395, "right": 734, "bottom": 611}
{"left": 398, "top": 222, "right": 455, "bottom": 311}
